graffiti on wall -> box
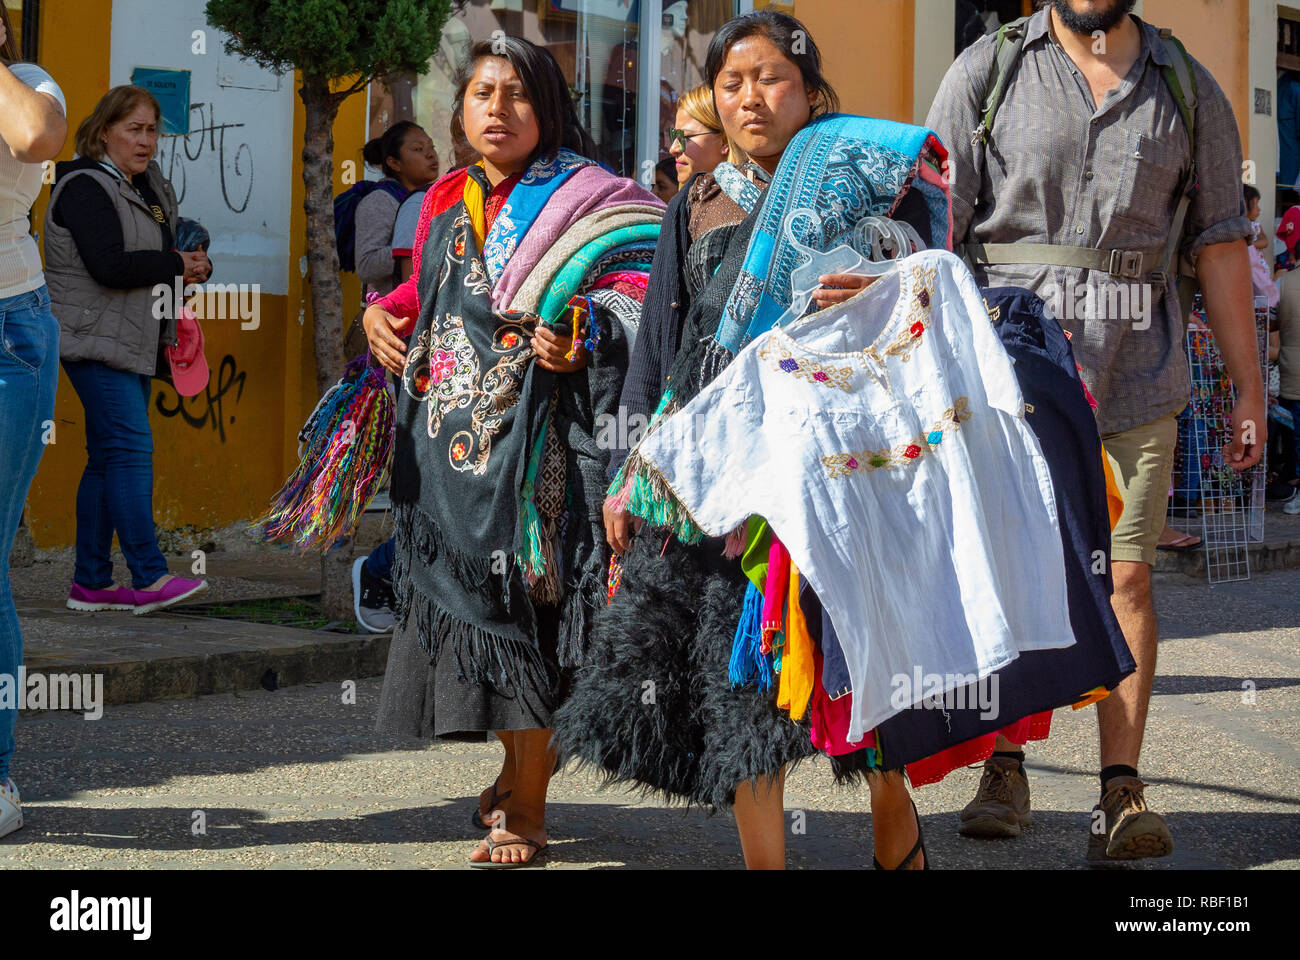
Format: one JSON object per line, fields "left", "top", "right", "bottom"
{"left": 155, "top": 354, "right": 247, "bottom": 443}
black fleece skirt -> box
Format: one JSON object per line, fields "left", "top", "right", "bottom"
{"left": 375, "top": 606, "right": 564, "bottom": 741}
{"left": 551, "top": 531, "right": 815, "bottom": 809}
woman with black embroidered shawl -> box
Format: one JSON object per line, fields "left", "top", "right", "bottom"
{"left": 552, "top": 12, "right": 949, "bottom": 869}
{"left": 363, "top": 38, "right": 663, "bottom": 868}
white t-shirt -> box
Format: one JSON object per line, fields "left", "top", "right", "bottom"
{"left": 0, "top": 62, "right": 65, "bottom": 299}
{"left": 637, "top": 249, "right": 1075, "bottom": 741}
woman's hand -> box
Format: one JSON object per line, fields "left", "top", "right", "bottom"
{"left": 810, "top": 272, "right": 879, "bottom": 309}
{"left": 179, "top": 249, "right": 211, "bottom": 284}
{"left": 532, "top": 324, "right": 588, "bottom": 373}
{"left": 603, "top": 500, "right": 640, "bottom": 555}
{"left": 363, "top": 304, "right": 409, "bottom": 375}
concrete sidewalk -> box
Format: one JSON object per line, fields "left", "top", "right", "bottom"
{"left": 14, "top": 535, "right": 391, "bottom": 705}
{"left": 1154, "top": 503, "right": 1300, "bottom": 576}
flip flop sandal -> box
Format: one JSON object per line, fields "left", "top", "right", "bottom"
{"left": 469, "top": 836, "right": 548, "bottom": 869}
{"left": 1157, "top": 533, "right": 1202, "bottom": 551}
{"left": 873, "top": 800, "right": 931, "bottom": 871}
{"left": 470, "top": 785, "right": 512, "bottom": 830}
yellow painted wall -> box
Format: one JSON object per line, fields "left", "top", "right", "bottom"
{"left": 1143, "top": 0, "right": 1253, "bottom": 155}
{"left": 761, "top": 0, "right": 917, "bottom": 122}
{"left": 25, "top": 0, "right": 363, "bottom": 548}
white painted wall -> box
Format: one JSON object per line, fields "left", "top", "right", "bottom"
{"left": 1251, "top": 0, "right": 1280, "bottom": 232}
{"left": 109, "top": 0, "right": 294, "bottom": 294}
{"left": 914, "top": 0, "right": 955, "bottom": 126}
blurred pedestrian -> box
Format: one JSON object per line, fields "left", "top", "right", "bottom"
{"left": 667, "top": 82, "right": 737, "bottom": 187}
{"left": 356, "top": 122, "right": 439, "bottom": 299}
{"left": 0, "top": 2, "right": 68, "bottom": 839}
{"left": 43, "top": 85, "right": 209, "bottom": 618}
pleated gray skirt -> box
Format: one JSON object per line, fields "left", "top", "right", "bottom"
{"left": 374, "top": 611, "right": 562, "bottom": 741}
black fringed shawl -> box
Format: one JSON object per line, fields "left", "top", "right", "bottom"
{"left": 390, "top": 170, "right": 631, "bottom": 691}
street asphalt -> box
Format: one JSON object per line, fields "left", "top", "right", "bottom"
{"left": 2, "top": 565, "right": 1297, "bottom": 870}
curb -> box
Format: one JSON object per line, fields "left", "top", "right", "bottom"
{"left": 25, "top": 624, "right": 392, "bottom": 706}
{"left": 1154, "top": 538, "right": 1300, "bottom": 578}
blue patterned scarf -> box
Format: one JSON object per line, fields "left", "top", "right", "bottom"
{"left": 481, "top": 148, "right": 594, "bottom": 283}
{"left": 714, "top": 114, "right": 949, "bottom": 353}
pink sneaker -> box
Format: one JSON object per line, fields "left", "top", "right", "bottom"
{"left": 67, "top": 583, "right": 136, "bottom": 612}
{"left": 131, "top": 576, "right": 208, "bottom": 616}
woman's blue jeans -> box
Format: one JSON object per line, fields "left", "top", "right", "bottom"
{"left": 61, "top": 359, "right": 169, "bottom": 592}
{"left": 0, "top": 286, "right": 60, "bottom": 781}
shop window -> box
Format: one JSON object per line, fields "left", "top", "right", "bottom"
{"left": 2, "top": 0, "right": 38, "bottom": 63}
{"left": 368, "top": 0, "right": 738, "bottom": 183}
{"left": 956, "top": 0, "right": 1035, "bottom": 56}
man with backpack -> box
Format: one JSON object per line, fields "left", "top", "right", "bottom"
{"left": 928, "top": 0, "right": 1262, "bottom": 863}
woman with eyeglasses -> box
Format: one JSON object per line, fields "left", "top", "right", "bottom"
{"left": 667, "top": 83, "right": 739, "bottom": 188}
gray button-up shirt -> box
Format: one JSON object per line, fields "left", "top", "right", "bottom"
{"left": 926, "top": 9, "right": 1251, "bottom": 435}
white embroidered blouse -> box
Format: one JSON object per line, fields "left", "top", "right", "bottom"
{"left": 638, "top": 249, "right": 1075, "bottom": 741}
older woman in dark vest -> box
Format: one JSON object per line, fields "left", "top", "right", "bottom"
{"left": 43, "top": 85, "right": 209, "bottom": 615}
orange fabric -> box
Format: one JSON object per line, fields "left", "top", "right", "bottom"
{"left": 777, "top": 560, "right": 816, "bottom": 722}
{"left": 1101, "top": 443, "right": 1124, "bottom": 530}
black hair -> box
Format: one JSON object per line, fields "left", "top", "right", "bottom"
{"left": 705, "top": 11, "right": 839, "bottom": 120}
{"left": 1244, "top": 184, "right": 1261, "bottom": 205}
{"left": 363, "top": 120, "right": 422, "bottom": 178}
{"left": 655, "top": 157, "right": 677, "bottom": 180}
{"left": 451, "top": 37, "right": 597, "bottom": 164}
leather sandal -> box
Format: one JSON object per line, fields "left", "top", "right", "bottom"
{"left": 873, "top": 800, "right": 930, "bottom": 870}
{"left": 469, "top": 835, "right": 548, "bottom": 869}
{"left": 470, "top": 782, "right": 512, "bottom": 831}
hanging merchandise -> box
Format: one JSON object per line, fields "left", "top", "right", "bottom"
{"left": 626, "top": 249, "right": 1082, "bottom": 741}
{"left": 252, "top": 354, "right": 395, "bottom": 551}
{"left": 802, "top": 286, "right": 1136, "bottom": 784}
{"left": 1169, "top": 295, "right": 1269, "bottom": 583}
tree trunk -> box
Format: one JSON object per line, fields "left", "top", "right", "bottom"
{"left": 298, "top": 75, "right": 346, "bottom": 397}
{"left": 299, "top": 75, "right": 353, "bottom": 621}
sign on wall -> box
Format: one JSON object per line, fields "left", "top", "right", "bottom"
{"left": 130, "top": 67, "right": 193, "bottom": 134}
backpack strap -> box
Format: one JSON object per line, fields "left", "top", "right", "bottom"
{"left": 965, "top": 23, "right": 1201, "bottom": 288}
{"left": 1155, "top": 27, "right": 1199, "bottom": 285}
{"left": 972, "top": 15, "right": 1031, "bottom": 147}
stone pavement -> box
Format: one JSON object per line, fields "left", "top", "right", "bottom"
{"left": 1, "top": 559, "right": 1297, "bottom": 868}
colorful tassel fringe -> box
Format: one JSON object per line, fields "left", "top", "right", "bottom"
{"left": 252, "top": 355, "right": 394, "bottom": 551}
{"left": 728, "top": 581, "right": 773, "bottom": 691}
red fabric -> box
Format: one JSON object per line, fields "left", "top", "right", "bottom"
{"left": 806, "top": 646, "right": 1053, "bottom": 785}
{"left": 611, "top": 280, "right": 648, "bottom": 303}
{"left": 591, "top": 270, "right": 650, "bottom": 291}
{"left": 904, "top": 711, "right": 1052, "bottom": 787}
{"left": 484, "top": 173, "right": 521, "bottom": 233}
{"left": 377, "top": 168, "right": 470, "bottom": 324}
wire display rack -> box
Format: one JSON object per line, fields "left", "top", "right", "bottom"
{"left": 1168, "top": 297, "right": 1269, "bottom": 584}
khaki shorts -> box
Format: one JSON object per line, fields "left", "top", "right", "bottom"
{"left": 1102, "top": 412, "right": 1179, "bottom": 566}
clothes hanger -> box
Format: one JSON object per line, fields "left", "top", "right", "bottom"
{"left": 772, "top": 209, "right": 924, "bottom": 334}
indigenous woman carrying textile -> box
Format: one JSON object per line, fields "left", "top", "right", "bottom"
{"left": 362, "top": 37, "right": 663, "bottom": 868}
{"left": 554, "top": 12, "right": 948, "bottom": 870}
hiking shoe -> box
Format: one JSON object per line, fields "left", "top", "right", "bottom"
{"left": 0, "top": 778, "right": 22, "bottom": 839}
{"left": 132, "top": 576, "right": 208, "bottom": 615}
{"left": 66, "top": 583, "right": 136, "bottom": 612}
{"left": 352, "top": 557, "right": 395, "bottom": 633}
{"left": 959, "top": 756, "right": 1031, "bottom": 838}
{"left": 1086, "top": 776, "right": 1174, "bottom": 862}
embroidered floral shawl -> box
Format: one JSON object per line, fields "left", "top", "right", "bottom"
{"left": 388, "top": 155, "right": 662, "bottom": 689}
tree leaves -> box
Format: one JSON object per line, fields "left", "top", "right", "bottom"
{"left": 205, "top": 0, "right": 452, "bottom": 90}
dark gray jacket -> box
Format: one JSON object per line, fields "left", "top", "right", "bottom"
{"left": 43, "top": 159, "right": 179, "bottom": 374}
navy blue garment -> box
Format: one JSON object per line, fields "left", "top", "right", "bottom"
{"left": 823, "top": 286, "right": 1136, "bottom": 777}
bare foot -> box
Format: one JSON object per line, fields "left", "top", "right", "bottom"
{"left": 483, "top": 826, "right": 547, "bottom": 865}
{"left": 1157, "top": 524, "right": 1201, "bottom": 549}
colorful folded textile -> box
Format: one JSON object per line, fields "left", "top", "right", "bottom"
{"left": 253, "top": 355, "right": 394, "bottom": 551}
